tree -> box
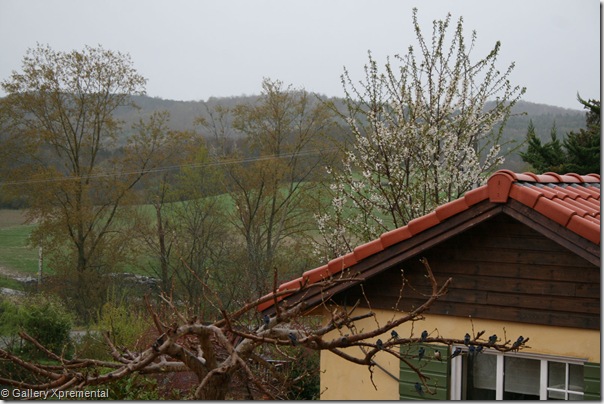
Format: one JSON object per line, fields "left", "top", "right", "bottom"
{"left": 0, "top": 258, "right": 529, "bottom": 399}
{"left": 520, "top": 95, "right": 600, "bottom": 174}
{"left": 520, "top": 120, "right": 566, "bottom": 173}
{"left": 131, "top": 142, "right": 238, "bottom": 310}
{"left": 315, "top": 9, "right": 525, "bottom": 257}
{"left": 0, "top": 45, "right": 181, "bottom": 321}
{"left": 201, "top": 78, "right": 337, "bottom": 300}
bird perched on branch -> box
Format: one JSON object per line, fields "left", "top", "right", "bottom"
{"left": 263, "top": 314, "right": 270, "bottom": 327}
{"left": 487, "top": 334, "right": 497, "bottom": 346}
{"left": 450, "top": 347, "right": 463, "bottom": 359}
{"left": 376, "top": 339, "right": 384, "bottom": 350}
{"left": 512, "top": 336, "right": 524, "bottom": 349}
{"left": 434, "top": 350, "right": 442, "bottom": 361}
{"left": 418, "top": 347, "right": 425, "bottom": 361}
{"left": 414, "top": 382, "right": 424, "bottom": 396}
{"left": 421, "top": 330, "right": 428, "bottom": 342}
{"left": 464, "top": 333, "right": 471, "bottom": 345}
{"left": 390, "top": 330, "right": 399, "bottom": 341}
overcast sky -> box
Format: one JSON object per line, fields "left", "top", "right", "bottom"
{"left": 0, "top": 0, "right": 600, "bottom": 110}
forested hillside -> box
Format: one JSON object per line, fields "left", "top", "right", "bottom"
{"left": 115, "top": 95, "right": 586, "bottom": 172}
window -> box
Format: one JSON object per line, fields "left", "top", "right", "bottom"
{"left": 450, "top": 346, "right": 585, "bottom": 400}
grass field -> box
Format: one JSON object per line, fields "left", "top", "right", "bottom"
{"left": 0, "top": 210, "right": 41, "bottom": 289}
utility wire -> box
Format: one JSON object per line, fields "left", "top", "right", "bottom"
{"left": 0, "top": 147, "right": 339, "bottom": 187}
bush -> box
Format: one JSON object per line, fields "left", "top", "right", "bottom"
{"left": 0, "top": 294, "right": 74, "bottom": 357}
{"left": 20, "top": 294, "right": 74, "bottom": 355}
{"left": 96, "top": 299, "right": 150, "bottom": 350}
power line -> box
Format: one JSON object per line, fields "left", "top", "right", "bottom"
{"left": 0, "top": 147, "right": 339, "bottom": 187}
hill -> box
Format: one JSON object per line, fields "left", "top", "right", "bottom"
{"left": 115, "top": 95, "right": 586, "bottom": 172}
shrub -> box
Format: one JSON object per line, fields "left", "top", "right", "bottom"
{"left": 0, "top": 294, "right": 73, "bottom": 357}
{"left": 20, "top": 294, "right": 74, "bottom": 355}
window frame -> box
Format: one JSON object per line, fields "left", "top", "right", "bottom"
{"left": 450, "top": 345, "right": 586, "bottom": 400}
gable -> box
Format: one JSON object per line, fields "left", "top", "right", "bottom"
{"left": 332, "top": 213, "right": 600, "bottom": 330}
{"left": 258, "top": 171, "right": 600, "bottom": 327}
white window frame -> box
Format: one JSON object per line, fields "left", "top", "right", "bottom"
{"left": 450, "top": 345, "right": 586, "bottom": 400}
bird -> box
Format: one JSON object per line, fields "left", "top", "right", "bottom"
{"left": 390, "top": 330, "right": 399, "bottom": 340}
{"left": 476, "top": 345, "right": 484, "bottom": 354}
{"left": 418, "top": 347, "right": 425, "bottom": 361}
{"left": 414, "top": 382, "right": 424, "bottom": 396}
{"left": 468, "top": 345, "right": 476, "bottom": 354}
{"left": 512, "top": 336, "right": 524, "bottom": 349}
{"left": 487, "top": 334, "right": 497, "bottom": 346}
{"left": 433, "top": 350, "right": 442, "bottom": 361}
{"left": 450, "top": 347, "right": 463, "bottom": 359}
{"left": 464, "top": 333, "right": 471, "bottom": 345}
{"left": 421, "top": 330, "right": 428, "bottom": 342}
{"left": 288, "top": 332, "right": 298, "bottom": 346}
{"left": 376, "top": 339, "right": 384, "bottom": 350}
{"left": 263, "top": 314, "right": 270, "bottom": 327}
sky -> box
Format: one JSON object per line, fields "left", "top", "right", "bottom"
{"left": 0, "top": 0, "right": 600, "bottom": 110}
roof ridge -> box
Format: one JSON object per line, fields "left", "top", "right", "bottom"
{"left": 257, "top": 171, "right": 600, "bottom": 312}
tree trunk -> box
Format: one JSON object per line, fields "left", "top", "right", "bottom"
{"left": 196, "top": 373, "right": 231, "bottom": 400}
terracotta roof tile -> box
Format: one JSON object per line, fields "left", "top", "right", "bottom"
{"left": 567, "top": 215, "right": 601, "bottom": 245}
{"left": 303, "top": 264, "right": 329, "bottom": 284}
{"left": 463, "top": 185, "right": 490, "bottom": 205}
{"left": 435, "top": 197, "right": 469, "bottom": 221}
{"left": 353, "top": 239, "right": 384, "bottom": 261}
{"left": 380, "top": 226, "right": 412, "bottom": 248}
{"left": 534, "top": 196, "right": 577, "bottom": 227}
{"left": 408, "top": 211, "right": 440, "bottom": 235}
{"left": 258, "top": 171, "right": 601, "bottom": 310}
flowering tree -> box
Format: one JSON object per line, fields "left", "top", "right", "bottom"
{"left": 316, "top": 9, "right": 525, "bottom": 257}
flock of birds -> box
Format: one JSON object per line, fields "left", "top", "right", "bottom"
{"left": 261, "top": 313, "right": 527, "bottom": 398}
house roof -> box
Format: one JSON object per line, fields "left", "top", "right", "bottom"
{"left": 258, "top": 170, "right": 600, "bottom": 312}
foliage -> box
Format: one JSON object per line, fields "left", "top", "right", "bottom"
{"left": 520, "top": 120, "right": 566, "bottom": 173}
{"left": 286, "top": 349, "right": 321, "bottom": 400}
{"left": 0, "top": 294, "right": 73, "bottom": 356}
{"left": 315, "top": 9, "right": 525, "bottom": 257}
{"left": 96, "top": 297, "right": 151, "bottom": 350}
{"left": 520, "top": 96, "right": 600, "bottom": 174}
{"left": 102, "top": 373, "right": 160, "bottom": 400}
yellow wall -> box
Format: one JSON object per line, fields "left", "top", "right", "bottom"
{"left": 319, "top": 308, "right": 600, "bottom": 401}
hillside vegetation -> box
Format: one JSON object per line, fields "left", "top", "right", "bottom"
{"left": 115, "top": 95, "right": 586, "bottom": 172}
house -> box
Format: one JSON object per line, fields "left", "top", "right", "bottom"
{"left": 259, "top": 170, "right": 600, "bottom": 400}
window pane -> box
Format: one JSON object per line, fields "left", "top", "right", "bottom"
{"left": 548, "top": 389, "right": 566, "bottom": 400}
{"left": 568, "top": 364, "right": 584, "bottom": 391}
{"left": 548, "top": 362, "right": 566, "bottom": 389}
{"left": 463, "top": 353, "right": 496, "bottom": 400}
{"left": 568, "top": 393, "right": 583, "bottom": 400}
{"left": 504, "top": 356, "right": 540, "bottom": 399}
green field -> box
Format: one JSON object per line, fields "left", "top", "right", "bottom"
{"left": 0, "top": 210, "right": 40, "bottom": 289}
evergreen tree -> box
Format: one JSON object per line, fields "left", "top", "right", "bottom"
{"left": 563, "top": 96, "right": 600, "bottom": 174}
{"left": 520, "top": 121, "right": 565, "bottom": 173}
{"left": 520, "top": 95, "right": 600, "bottom": 175}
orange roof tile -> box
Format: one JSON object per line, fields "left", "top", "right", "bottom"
{"left": 257, "top": 170, "right": 600, "bottom": 312}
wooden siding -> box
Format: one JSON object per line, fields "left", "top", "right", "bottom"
{"left": 334, "top": 214, "right": 600, "bottom": 330}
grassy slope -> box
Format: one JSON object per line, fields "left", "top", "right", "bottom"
{"left": 0, "top": 210, "right": 41, "bottom": 289}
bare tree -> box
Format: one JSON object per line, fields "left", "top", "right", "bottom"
{"left": 200, "top": 78, "right": 338, "bottom": 300}
{"left": 0, "top": 259, "right": 528, "bottom": 399}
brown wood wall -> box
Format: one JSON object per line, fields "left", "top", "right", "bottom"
{"left": 335, "top": 214, "right": 600, "bottom": 330}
